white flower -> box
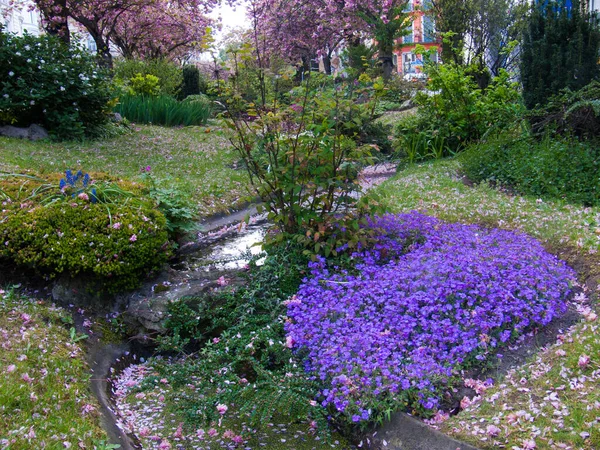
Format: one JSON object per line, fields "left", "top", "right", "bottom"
{"left": 8, "top": 71, "right": 14, "bottom": 77}
{"left": 30, "top": 100, "right": 35, "bottom": 105}
{"left": 24, "top": 45, "right": 30, "bottom": 50}
{"left": 3, "top": 94, "right": 8, "bottom": 99}
{"left": 60, "top": 86, "right": 65, "bottom": 91}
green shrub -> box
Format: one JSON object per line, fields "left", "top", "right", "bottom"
{"left": 0, "top": 172, "right": 170, "bottom": 292}
{"left": 521, "top": 0, "right": 600, "bottom": 109}
{"left": 156, "top": 244, "right": 330, "bottom": 432}
{"left": 114, "top": 94, "right": 211, "bottom": 126}
{"left": 395, "top": 63, "right": 524, "bottom": 160}
{"left": 227, "top": 76, "right": 384, "bottom": 258}
{"left": 180, "top": 65, "right": 201, "bottom": 98}
{"left": 528, "top": 80, "right": 600, "bottom": 139}
{"left": 0, "top": 32, "right": 115, "bottom": 140}
{"left": 461, "top": 133, "right": 600, "bottom": 206}
{"left": 114, "top": 58, "right": 183, "bottom": 97}
{"left": 128, "top": 73, "right": 160, "bottom": 96}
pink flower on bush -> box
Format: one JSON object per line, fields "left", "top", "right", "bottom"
{"left": 112, "top": 222, "right": 121, "bottom": 230}
{"left": 77, "top": 192, "right": 89, "bottom": 201}
{"left": 216, "top": 404, "right": 228, "bottom": 415}
{"left": 129, "top": 234, "right": 137, "bottom": 242}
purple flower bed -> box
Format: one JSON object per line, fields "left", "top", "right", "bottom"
{"left": 285, "top": 212, "right": 575, "bottom": 423}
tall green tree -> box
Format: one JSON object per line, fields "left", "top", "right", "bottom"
{"left": 521, "top": 0, "right": 600, "bottom": 109}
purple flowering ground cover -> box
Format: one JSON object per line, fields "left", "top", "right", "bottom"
{"left": 285, "top": 212, "right": 575, "bottom": 424}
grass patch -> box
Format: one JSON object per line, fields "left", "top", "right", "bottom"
{"left": 0, "top": 125, "right": 250, "bottom": 218}
{"left": 0, "top": 288, "right": 108, "bottom": 449}
{"left": 439, "top": 317, "right": 600, "bottom": 449}
{"left": 370, "top": 159, "right": 600, "bottom": 256}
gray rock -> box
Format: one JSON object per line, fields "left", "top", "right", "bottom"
{"left": 0, "top": 124, "right": 49, "bottom": 141}
{"left": 121, "top": 267, "right": 245, "bottom": 333}
{"left": 112, "top": 112, "right": 123, "bottom": 123}
{"left": 371, "top": 412, "right": 480, "bottom": 450}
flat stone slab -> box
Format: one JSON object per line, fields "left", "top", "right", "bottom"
{"left": 371, "top": 413, "right": 479, "bottom": 450}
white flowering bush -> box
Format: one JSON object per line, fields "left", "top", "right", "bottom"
{"left": 0, "top": 30, "right": 115, "bottom": 140}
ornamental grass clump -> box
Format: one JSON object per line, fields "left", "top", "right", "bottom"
{"left": 286, "top": 212, "right": 575, "bottom": 426}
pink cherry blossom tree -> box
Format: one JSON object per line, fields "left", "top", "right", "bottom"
{"left": 10, "top": 0, "right": 217, "bottom": 67}
{"left": 254, "top": 0, "right": 411, "bottom": 79}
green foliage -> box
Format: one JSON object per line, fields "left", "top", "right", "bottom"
{"left": 461, "top": 132, "right": 600, "bottom": 206}
{"left": 180, "top": 65, "right": 202, "bottom": 98}
{"left": 528, "top": 80, "right": 600, "bottom": 139}
{"left": 521, "top": 0, "right": 600, "bottom": 109}
{"left": 341, "top": 41, "right": 377, "bottom": 78}
{"left": 395, "top": 61, "right": 524, "bottom": 160}
{"left": 114, "top": 58, "right": 183, "bottom": 97}
{"left": 140, "top": 172, "right": 198, "bottom": 239}
{"left": 156, "top": 245, "right": 330, "bottom": 432}
{"left": 0, "top": 173, "right": 170, "bottom": 292}
{"left": 115, "top": 94, "right": 211, "bottom": 126}
{"left": 226, "top": 76, "right": 385, "bottom": 258}
{"left": 0, "top": 32, "right": 115, "bottom": 140}
{"left": 128, "top": 73, "right": 160, "bottom": 96}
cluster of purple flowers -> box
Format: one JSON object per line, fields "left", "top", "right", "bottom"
{"left": 286, "top": 212, "right": 575, "bottom": 422}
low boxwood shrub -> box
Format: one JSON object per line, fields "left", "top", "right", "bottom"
{"left": 0, "top": 172, "right": 170, "bottom": 292}
{"left": 0, "top": 31, "right": 115, "bottom": 140}
{"left": 286, "top": 212, "right": 574, "bottom": 425}
{"left": 461, "top": 133, "right": 600, "bottom": 206}
{"left": 115, "top": 94, "right": 211, "bottom": 126}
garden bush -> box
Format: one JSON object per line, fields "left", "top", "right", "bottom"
{"left": 461, "top": 133, "right": 600, "bottom": 206}
{"left": 180, "top": 65, "right": 206, "bottom": 99}
{"left": 115, "top": 94, "right": 211, "bottom": 126}
{"left": 286, "top": 212, "right": 574, "bottom": 425}
{"left": 395, "top": 62, "right": 524, "bottom": 160}
{"left": 127, "top": 73, "right": 160, "bottom": 96}
{"left": 0, "top": 31, "right": 115, "bottom": 140}
{"left": 527, "top": 80, "right": 600, "bottom": 139}
{"left": 113, "top": 58, "right": 183, "bottom": 97}
{"left": 0, "top": 172, "right": 170, "bottom": 292}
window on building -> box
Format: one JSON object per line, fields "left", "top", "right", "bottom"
{"left": 404, "top": 22, "right": 414, "bottom": 44}
{"left": 423, "top": 15, "right": 435, "bottom": 42}
{"left": 403, "top": 52, "right": 417, "bottom": 73}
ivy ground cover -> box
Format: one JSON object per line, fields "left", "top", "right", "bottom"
{"left": 286, "top": 212, "right": 575, "bottom": 424}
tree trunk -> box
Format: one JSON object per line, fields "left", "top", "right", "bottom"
{"left": 322, "top": 54, "right": 332, "bottom": 75}
{"left": 92, "top": 35, "right": 113, "bottom": 70}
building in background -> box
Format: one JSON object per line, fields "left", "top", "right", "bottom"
{"left": 394, "top": 0, "right": 440, "bottom": 80}
{"left": 1, "top": 0, "right": 41, "bottom": 36}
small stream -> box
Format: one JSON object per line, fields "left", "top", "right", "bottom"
{"left": 83, "top": 208, "right": 270, "bottom": 450}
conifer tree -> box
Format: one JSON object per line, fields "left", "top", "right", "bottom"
{"left": 521, "top": 0, "right": 600, "bottom": 108}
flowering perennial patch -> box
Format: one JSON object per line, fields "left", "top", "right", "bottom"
{"left": 286, "top": 212, "right": 575, "bottom": 423}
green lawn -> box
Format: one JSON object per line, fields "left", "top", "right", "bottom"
{"left": 0, "top": 124, "right": 250, "bottom": 218}
{"left": 0, "top": 288, "right": 109, "bottom": 449}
